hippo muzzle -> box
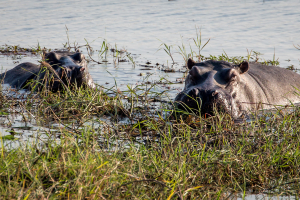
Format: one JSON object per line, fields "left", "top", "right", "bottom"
{"left": 60, "top": 65, "right": 85, "bottom": 86}
{"left": 176, "top": 87, "right": 240, "bottom": 118}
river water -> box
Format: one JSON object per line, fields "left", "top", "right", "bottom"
{"left": 1, "top": 0, "right": 300, "bottom": 89}
{"left": 0, "top": 1, "right": 300, "bottom": 198}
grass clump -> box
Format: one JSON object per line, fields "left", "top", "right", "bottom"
{"left": 157, "top": 28, "right": 283, "bottom": 68}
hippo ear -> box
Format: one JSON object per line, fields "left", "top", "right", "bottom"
{"left": 71, "top": 52, "right": 85, "bottom": 62}
{"left": 187, "top": 58, "right": 196, "bottom": 70}
{"left": 237, "top": 61, "right": 249, "bottom": 74}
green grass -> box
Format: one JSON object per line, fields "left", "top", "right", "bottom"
{"left": 0, "top": 38, "right": 300, "bottom": 199}
{"left": 1, "top": 75, "right": 300, "bottom": 199}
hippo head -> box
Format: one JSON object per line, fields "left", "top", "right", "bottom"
{"left": 40, "top": 52, "right": 95, "bottom": 92}
{"left": 175, "top": 59, "right": 249, "bottom": 118}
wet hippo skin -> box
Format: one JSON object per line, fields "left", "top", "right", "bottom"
{"left": 0, "top": 52, "right": 95, "bottom": 92}
{"left": 175, "top": 58, "right": 300, "bottom": 118}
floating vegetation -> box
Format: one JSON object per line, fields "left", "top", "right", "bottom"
{"left": 0, "top": 44, "right": 51, "bottom": 56}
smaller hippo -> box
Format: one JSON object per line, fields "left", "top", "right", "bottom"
{"left": 175, "top": 58, "right": 300, "bottom": 118}
{"left": 0, "top": 51, "right": 95, "bottom": 92}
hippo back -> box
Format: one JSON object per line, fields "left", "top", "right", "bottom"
{"left": 0, "top": 62, "right": 40, "bottom": 89}
{"left": 241, "top": 63, "right": 300, "bottom": 110}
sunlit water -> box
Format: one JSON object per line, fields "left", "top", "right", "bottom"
{"left": 1, "top": 0, "right": 300, "bottom": 71}
{"left": 0, "top": 1, "right": 300, "bottom": 197}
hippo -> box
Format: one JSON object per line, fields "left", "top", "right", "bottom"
{"left": 0, "top": 51, "right": 95, "bottom": 92}
{"left": 175, "top": 58, "right": 300, "bottom": 118}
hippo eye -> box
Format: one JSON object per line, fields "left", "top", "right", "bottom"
{"left": 189, "top": 66, "right": 202, "bottom": 78}
{"left": 225, "top": 69, "right": 239, "bottom": 84}
{"left": 227, "top": 75, "right": 238, "bottom": 87}
{"left": 232, "top": 92, "right": 237, "bottom": 98}
{"left": 230, "top": 75, "right": 237, "bottom": 82}
{"left": 45, "top": 52, "right": 59, "bottom": 64}
{"left": 75, "top": 57, "right": 82, "bottom": 63}
{"left": 189, "top": 74, "right": 198, "bottom": 84}
{"left": 71, "top": 53, "right": 84, "bottom": 63}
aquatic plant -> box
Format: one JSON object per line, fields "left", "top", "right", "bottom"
{"left": 158, "top": 41, "right": 175, "bottom": 64}
{"left": 192, "top": 27, "right": 210, "bottom": 62}
{"left": 177, "top": 36, "right": 193, "bottom": 65}
{"left": 177, "top": 28, "right": 210, "bottom": 65}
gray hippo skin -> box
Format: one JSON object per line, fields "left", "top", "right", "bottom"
{"left": 0, "top": 52, "right": 95, "bottom": 92}
{"left": 175, "top": 58, "right": 300, "bottom": 118}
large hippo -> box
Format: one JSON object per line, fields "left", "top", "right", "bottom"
{"left": 175, "top": 58, "right": 300, "bottom": 118}
{"left": 0, "top": 51, "right": 95, "bottom": 92}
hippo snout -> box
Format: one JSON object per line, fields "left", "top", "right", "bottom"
{"left": 202, "top": 89, "right": 227, "bottom": 112}
{"left": 202, "top": 89, "right": 241, "bottom": 118}
{"left": 205, "top": 89, "right": 221, "bottom": 100}
{"left": 176, "top": 87, "right": 238, "bottom": 117}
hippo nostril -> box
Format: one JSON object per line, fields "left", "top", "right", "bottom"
{"left": 193, "top": 88, "right": 199, "bottom": 95}
{"left": 190, "top": 88, "right": 200, "bottom": 98}
{"left": 211, "top": 91, "right": 218, "bottom": 97}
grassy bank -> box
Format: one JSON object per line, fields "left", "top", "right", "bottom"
{"left": 1, "top": 36, "right": 300, "bottom": 199}
{"left": 0, "top": 79, "right": 300, "bottom": 199}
